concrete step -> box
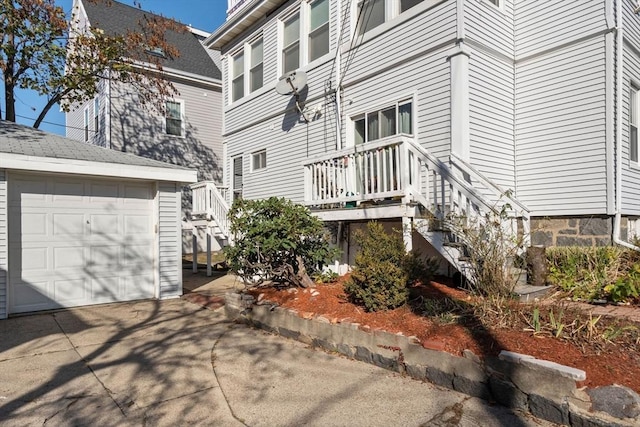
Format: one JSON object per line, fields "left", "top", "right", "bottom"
{"left": 514, "top": 284, "right": 553, "bottom": 303}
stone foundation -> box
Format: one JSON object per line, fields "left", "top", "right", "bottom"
{"left": 530, "top": 216, "right": 630, "bottom": 247}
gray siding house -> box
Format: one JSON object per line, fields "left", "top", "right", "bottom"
{"left": 65, "top": 0, "right": 224, "bottom": 252}
{"left": 197, "top": 0, "right": 640, "bottom": 275}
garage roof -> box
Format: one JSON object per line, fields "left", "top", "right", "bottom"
{"left": 0, "top": 121, "right": 197, "bottom": 183}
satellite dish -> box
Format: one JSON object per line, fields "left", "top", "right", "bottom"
{"left": 275, "top": 71, "right": 308, "bottom": 96}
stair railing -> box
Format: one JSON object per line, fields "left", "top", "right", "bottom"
{"left": 190, "top": 181, "right": 231, "bottom": 239}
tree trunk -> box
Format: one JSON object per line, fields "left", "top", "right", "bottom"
{"left": 295, "top": 256, "right": 315, "bottom": 288}
{"left": 4, "top": 31, "right": 16, "bottom": 122}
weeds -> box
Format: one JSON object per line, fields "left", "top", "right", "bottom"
{"left": 547, "top": 246, "right": 640, "bottom": 304}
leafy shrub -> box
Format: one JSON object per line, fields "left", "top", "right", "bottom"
{"left": 224, "top": 197, "right": 338, "bottom": 288}
{"left": 547, "top": 246, "right": 640, "bottom": 303}
{"left": 444, "top": 201, "right": 525, "bottom": 297}
{"left": 344, "top": 221, "right": 436, "bottom": 312}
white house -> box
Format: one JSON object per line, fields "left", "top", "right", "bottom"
{"left": 65, "top": 0, "right": 224, "bottom": 253}
{"left": 0, "top": 121, "right": 197, "bottom": 319}
{"left": 195, "top": 0, "right": 640, "bottom": 279}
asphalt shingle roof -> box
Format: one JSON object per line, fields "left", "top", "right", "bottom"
{"left": 81, "top": 0, "right": 221, "bottom": 80}
{"left": 0, "top": 120, "right": 188, "bottom": 170}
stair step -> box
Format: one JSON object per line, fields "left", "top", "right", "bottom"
{"left": 443, "top": 241, "right": 465, "bottom": 248}
{"left": 513, "top": 284, "right": 553, "bottom": 303}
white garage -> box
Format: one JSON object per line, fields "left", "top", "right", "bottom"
{"left": 0, "top": 122, "right": 197, "bottom": 318}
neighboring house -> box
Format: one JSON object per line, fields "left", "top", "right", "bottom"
{"left": 65, "top": 0, "right": 224, "bottom": 252}
{"left": 0, "top": 121, "right": 197, "bottom": 319}
{"left": 198, "top": 0, "right": 640, "bottom": 277}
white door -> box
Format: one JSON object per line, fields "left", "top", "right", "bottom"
{"left": 8, "top": 174, "right": 156, "bottom": 314}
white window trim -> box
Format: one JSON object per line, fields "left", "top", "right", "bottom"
{"left": 631, "top": 83, "right": 639, "bottom": 167}
{"left": 164, "top": 99, "right": 186, "bottom": 138}
{"left": 483, "top": 0, "right": 504, "bottom": 11}
{"left": 83, "top": 106, "right": 90, "bottom": 142}
{"left": 251, "top": 149, "right": 267, "bottom": 172}
{"left": 348, "top": 96, "right": 416, "bottom": 146}
{"left": 277, "top": 0, "right": 332, "bottom": 78}
{"left": 228, "top": 32, "right": 264, "bottom": 105}
{"left": 350, "top": 0, "right": 440, "bottom": 43}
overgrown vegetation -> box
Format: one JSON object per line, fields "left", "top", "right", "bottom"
{"left": 224, "top": 197, "right": 338, "bottom": 288}
{"left": 444, "top": 199, "right": 525, "bottom": 298}
{"left": 344, "top": 221, "right": 437, "bottom": 312}
{"left": 547, "top": 247, "right": 640, "bottom": 304}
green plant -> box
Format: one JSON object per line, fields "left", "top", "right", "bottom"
{"left": 444, "top": 195, "right": 525, "bottom": 297}
{"left": 224, "top": 197, "right": 339, "bottom": 288}
{"left": 344, "top": 221, "right": 436, "bottom": 312}
{"left": 547, "top": 247, "right": 640, "bottom": 303}
{"left": 312, "top": 270, "right": 339, "bottom": 284}
{"left": 422, "top": 297, "right": 468, "bottom": 324}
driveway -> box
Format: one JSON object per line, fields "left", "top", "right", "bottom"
{"left": 0, "top": 292, "right": 556, "bottom": 426}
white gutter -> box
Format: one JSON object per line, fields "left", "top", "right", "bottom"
{"left": 613, "top": 0, "right": 640, "bottom": 250}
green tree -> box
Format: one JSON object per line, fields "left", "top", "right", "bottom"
{"left": 0, "top": 0, "right": 182, "bottom": 128}
{"left": 224, "top": 197, "right": 339, "bottom": 288}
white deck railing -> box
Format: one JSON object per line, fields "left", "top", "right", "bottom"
{"left": 190, "top": 181, "right": 230, "bottom": 238}
{"left": 302, "top": 135, "right": 530, "bottom": 237}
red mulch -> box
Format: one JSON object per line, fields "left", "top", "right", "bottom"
{"left": 248, "top": 277, "right": 640, "bottom": 393}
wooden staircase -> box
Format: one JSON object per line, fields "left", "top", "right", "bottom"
{"left": 303, "top": 135, "right": 551, "bottom": 299}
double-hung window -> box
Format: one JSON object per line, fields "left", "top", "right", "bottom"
{"left": 249, "top": 38, "right": 264, "bottom": 92}
{"left": 165, "top": 100, "right": 184, "bottom": 137}
{"left": 279, "top": 0, "right": 331, "bottom": 76}
{"left": 356, "top": 0, "right": 424, "bottom": 35}
{"left": 631, "top": 87, "right": 639, "bottom": 163}
{"left": 353, "top": 100, "right": 413, "bottom": 144}
{"left": 230, "top": 36, "right": 264, "bottom": 103}
{"left": 282, "top": 12, "right": 301, "bottom": 74}
{"left": 309, "top": 0, "right": 330, "bottom": 62}
{"left": 231, "top": 51, "right": 245, "bottom": 102}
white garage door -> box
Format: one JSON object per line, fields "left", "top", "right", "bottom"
{"left": 8, "top": 174, "right": 156, "bottom": 314}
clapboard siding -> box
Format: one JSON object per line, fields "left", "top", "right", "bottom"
{"left": 158, "top": 183, "right": 181, "bottom": 298}
{"left": 469, "top": 49, "right": 515, "bottom": 189}
{"left": 516, "top": 36, "right": 607, "bottom": 215}
{"left": 465, "top": 0, "right": 514, "bottom": 56}
{"left": 515, "top": 0, "right": 607, "bottom": 58}
{"left": 621, "top": 43, "right": 640, "bottom": 214}
{"left": 223, "top": 0, "right": 339, "bottom": 133}
{"left": 342, "top": 1, "right": 456, "bottom": 85}
{"left": 623, "top": 0, "right": 640, "bottom": 49}
{"left": 0, "top": 169, "right": 7, "bottom": 319}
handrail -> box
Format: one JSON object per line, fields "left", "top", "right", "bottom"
{"left": 402, "top": 138, "right": 498, "bottom": 215}
{"left": 190, "top": 181, "right": 230, "bottom": 238}
{"left": 449, "top": 152, "right": 530, "bottom": 214}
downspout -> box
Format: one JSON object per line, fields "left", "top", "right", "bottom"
{"left": 335, "top": 0, "right": 342, "bottom": 151}
{"left": 613, "top": 0, "right": 640, "bottom": 250}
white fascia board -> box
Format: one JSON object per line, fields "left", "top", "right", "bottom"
{"left": 128, "top": 61, "right": 222, "bottom": 87}
{"left": 0, "top": 153, "right": 198, "bottom": 183}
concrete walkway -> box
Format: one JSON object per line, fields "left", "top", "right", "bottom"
{"left": 0, "top": 270, "right": 556, "bottom": 426}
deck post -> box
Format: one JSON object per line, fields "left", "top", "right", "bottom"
{"left": 192, "top": 228, "right": 198, "bottom": 274}
{"left": 402, "top": 216, "right": 412, "bottom": 252}
{"left": 206, "top": 228, "right": 212, "bottom": 277}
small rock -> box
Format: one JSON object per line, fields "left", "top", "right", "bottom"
{"left": 311, "top": 290, "right": 320, "bottom": 297}
{"left": 287, "top": 288, "right": 297, "bottom": 294}
{"left": 587, "top": 384, "right": 640, "bottom": 419}
{"left": 257, "top": 293, "right": 265, "bottom": 302}
{"left": 408, "top": 336, "right": 421, "bottom": 345}
{"left": 463, "top": 349, "right": 481, "bottom": 364}
{"left": 301, "top": 311, "right": 314, "bottom": 319}
{"left": 316, "top": 316, "right": 330, "bottom": 323}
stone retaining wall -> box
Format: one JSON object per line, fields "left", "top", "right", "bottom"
{"left": 530, "top": 216, "right": 627, "bottom": 247}
{"left": 225, "top": 293, "right": 640, "bottom": 427}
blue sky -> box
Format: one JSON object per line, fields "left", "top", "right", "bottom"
{"left": 3, "top": 0, "right": 227, "bottom": 135}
